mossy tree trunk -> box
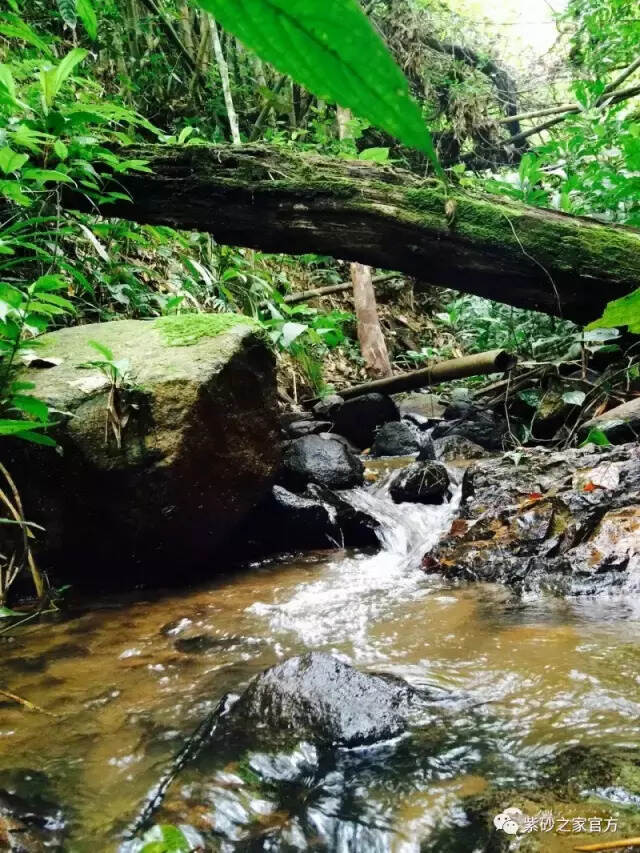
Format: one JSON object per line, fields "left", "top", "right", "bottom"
{"left": 68, "top": 144, "right": 640, "bottom": 324}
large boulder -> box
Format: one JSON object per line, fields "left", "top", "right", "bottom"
{"left": 424, "top": 443, "right": 640, "bottom": 594}
{"left": 7, "top": 317, "right": 280, "bottom": 584}
{"left": 218, "top": 653, "right": 423, "bottom": 748}
{"left": 279, "top": 435, "right": 364, "bottom": 491}
{"left": 389, "top": 461, "right": 450, "bottom": 504}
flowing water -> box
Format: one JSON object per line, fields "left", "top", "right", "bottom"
{"left": 2, "top": 463, "right": 640, "bottom": 851}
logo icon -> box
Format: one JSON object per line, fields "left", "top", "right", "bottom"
{"left": 494, "top": 807, "right": 526, "bottom": 835}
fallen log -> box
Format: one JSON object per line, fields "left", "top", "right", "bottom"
{"left": 64, "top": 144, "right": 640, "bottom": 324}
{"left": 332, "top": 348, "right": 516, "bottom": 401}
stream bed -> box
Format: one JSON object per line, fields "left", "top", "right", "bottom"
{"left": 2, "top": 471, "right": 640, "bottom": 851}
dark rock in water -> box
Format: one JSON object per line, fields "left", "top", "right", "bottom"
{"left": 280, "top": 435, "right": 364, "bottom": 491}
{"left": 402, "top": 412, "right": 433, "bottom": 430}
{"left": 286, "top": 419, "right": 333, "bottom": 438}
{"left": 218, "top": 653, "right": 421, "bottom": 747}
{"left": 0, "top": 777, "right": 65, "bottom": 852}
{"left": 371, "top": 421, "right": 424, "bottom": 457}
{"left": 331, "top": 393, "right": 400, "bottom": 449}
{"left": 398, "top": 392, "right": 445, "bottom": 420}
{"left": 174, "top": 634, "right": 245, "bottom": 654}
{"left": 5, "top": 318, "right": 280, "bottom": 586}
{"left": 312, "top": 394, "right": 344, "bottom": 420}
{"left": 443, "top": 401, "right": 483, "bottom": 421}
{"left": 432, "top": 435, "right": 489, "bottom": 462}
{"left": 305, "top": 484, "right": 380, "bottom": 547}
{"left": 317, "top": 431, "right": 360, "bottom": 453}
{"left": 389, "top": 461, "right": 450, "bottom": 504}
{"left": 229, "top": 479, "right": 380, "bottom": 556}
{"left": 431, "top": 409, "right": 509, "bottom": 451}
{"left": 425, "top": 443, "right": 640, "bottom": 594}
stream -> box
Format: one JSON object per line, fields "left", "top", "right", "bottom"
{"left": 2, "top": 462, "right": 640, "bottom": 851}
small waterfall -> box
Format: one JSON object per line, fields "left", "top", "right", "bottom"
{"left": 341, "top": 477, "right": 461, "bottom": 570}
{"left": 247, "top": 475, "right": 461, "bottom": 655}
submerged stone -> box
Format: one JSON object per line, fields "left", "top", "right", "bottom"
{"left": 217, "top": 652, "right": 422, "bottom": 748}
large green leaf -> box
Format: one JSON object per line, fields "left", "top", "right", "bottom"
{"left": 56, "top": 0, "right": 78, "bottom": 28}
{"left": 588, "top": 288, "right": 640, "bottom": 335}
{"left": 193, "top": 0, "right": 440, "bottom": 168}
{"left": 76, "top": 0, "right": 98, "bottom": 40}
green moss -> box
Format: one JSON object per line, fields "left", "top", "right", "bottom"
{"left": 154, "top": 313, "right": 255, "bottom": 347}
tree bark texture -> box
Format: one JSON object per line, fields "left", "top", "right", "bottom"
{"left": 337, "top": 105, "right": 392, "bottom": 378}
{"left": 66, "top": 144, "right": 640, "bottom": 324}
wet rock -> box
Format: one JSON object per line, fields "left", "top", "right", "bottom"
{"left": 397, "top": 392, "right": 446, "bottom": 420}
{"left": 285, "top": 419, "right": 333, "bottom": 438}
{"left": 279, "top": 435, "right": 364, "bottom": 491}
{"left": 425, "top": 443, "right": 640, "bottom": 594}
{"left": 331, "top": 393, "right": 400, "bottom": 449}
{"left": 402, "top": 412, "right": 433, "bottom": 430}
{"left": 218, "top": 653, "right": 422, "bottom": 748}
{"left": 254, "top": 484, "right": 379, "bottom": 552}
{"left": 174, "top": 634, "right": 246, "bottom": 654}
{"left": 432, "top": 435, "right": 489, "bottom": 462}
{"left": 312, "top": 394, "right": 344, "bottom": 420}
{"left": 389, "top": 461, "right": 450, "bottom": 505}
{"left": 6, "top": 318, "right": 280, "bottom": 585}
{"left": 371, "top": 421, "right": 424, "bottom": 457}
{"left": 431, "top": 408, "right": 509, "bottom": 451}
{"left": 0, "top": 782, "right": 64, "bottom": 852}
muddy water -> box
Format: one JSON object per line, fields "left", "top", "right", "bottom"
{"left": 2, "top": 468, "right": 640, "bottom": 850}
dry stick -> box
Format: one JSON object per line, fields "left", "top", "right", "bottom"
{"left": 0, "top": 462, "right": 46, "bottom": 601}
{"left": 262, "top": 273, "right": 399, "bottom": 308}
{"left": 501, "top": 83, "right": 640, "bottom": 148}
{"left": 127, "top": 695, "right": 228, "bottom": 837}
{"left": 0, "top": 688, "right": 56, "bottom": 717}
{"left": 315, "top": 349, "right": 517, "bottom": 403}
{"left": 574, "top": 839, "right": 640, "bottom": 852}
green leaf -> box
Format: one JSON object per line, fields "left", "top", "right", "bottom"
{"left": 358, "top": 147, "right": 390, "bottom": 163}
{"left": 23, "top": 168, "right": 74, "bottom": 185}
{"left": 54, "top": 139, "right": 69, "bottom": 161}
{"left": 40, "top": 48, "right": 88, "bottom": 111}
{"left": 580, "top": 428, "right": 612, "bottom": 448}
{"left": 10, "top": 394, "right": 49, "bottom": 421}
{"left": 0, "top": 15, "right": 53, "bottom": 55}
{"left": 56, "top": 0, "right": 78, "bottom": 27}
{"left": 193, "top": 0, "right": 440, "bottom": 168}
{"left": 15, "top": 429, "right": 57, "bottom": 447}
{"left": 0, "top": 419, "right": 51, "bottom": 436}
{"left": 0, "top": 147, "right": 28, "bottom": 175}
{"left": 88, "top": 339, "right": 114, "bottom": 361}
{"left": 77, "top": 0, "right": 98, "bottom": 39}
{"left": 562, "top": 390, "right": 586, "bottom": 406}
{"left": 139, "top": 824, "right": 191, "bottom": 853}
{"left": 0, "top": 606, "right": 23, "bottom": 618}
{"left": 281, "top": 321, "right": 308, "bottom": 348}
{"left": 587, "top": 288, "right": 640, "bottom": 335}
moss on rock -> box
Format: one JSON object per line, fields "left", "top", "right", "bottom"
{"left": 154, "top": 312, "right": 256, "bottom": 347}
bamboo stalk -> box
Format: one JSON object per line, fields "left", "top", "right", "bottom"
{"left": 331, "top": 349, "right": 517, "bottom": 402}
